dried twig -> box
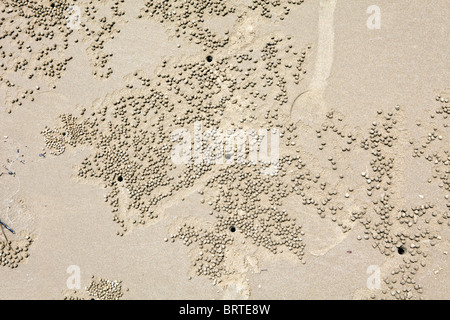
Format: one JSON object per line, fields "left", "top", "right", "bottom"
{"left": 0, "top": 219, "right": 15, "bottom": 234}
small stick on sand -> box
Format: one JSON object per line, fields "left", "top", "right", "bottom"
{"left": 0, "top": 219, "right": 15, "bottom": 234}
{"left": 2, "top": 165, "right": 16, "bottom": 176}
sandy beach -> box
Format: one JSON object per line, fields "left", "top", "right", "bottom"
{"left": 0, "top": 0, "right": 448, "bottom": 300}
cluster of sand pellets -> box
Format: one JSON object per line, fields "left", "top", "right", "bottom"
{"left": 41, "top": 33, "right": 313, "bottom": 239}
{"left": 0, "top": 0, "right": 127, "bottom": 111}
{"left": 64, "top": 276, "right": 125, "bottom": 300}
{"left": 41, "top": 85, "right": 448, "bottom": 299}
{"left": 139, "top": 0, "right": 305, "bottom": 51}
{"left": 0, "top": 234, "right": 32, "bottom": 268}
